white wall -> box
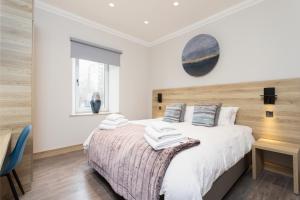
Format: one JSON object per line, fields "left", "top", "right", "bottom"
{"left": 34, "top": 0, "right": 300, "bottom": 153}
{"left": 34, "top": 9, "right": 151, "bottom": 153}
{"left": 149, "top": 0, "right": 300, "bottom": 90}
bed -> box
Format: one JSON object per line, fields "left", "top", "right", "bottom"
{"left": 86, "top": 118, "right": 254, "bottom": 200}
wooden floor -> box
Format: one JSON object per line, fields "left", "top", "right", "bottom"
{"left": 19, "top": 150, "right": 300, "bottom": 200}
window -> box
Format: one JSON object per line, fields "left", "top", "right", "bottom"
{"left": 73, "top": 59, "right": 108, "bottom": 113}
{"left": 71, "top": 39, "right": 120, "bottom": 114}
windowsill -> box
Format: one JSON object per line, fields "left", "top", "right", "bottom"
{"left": 70, "top": 111, "right": 119, "bottom": 117}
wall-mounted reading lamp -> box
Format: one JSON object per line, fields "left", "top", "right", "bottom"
{"left": 157, "top": 93, "right": 162, "bottom": 103}
{"left": 157, "top": 93, "right": 162, "bottom": 110}
{"left": 260, "top": 87, "right": 277, "bottom": 117}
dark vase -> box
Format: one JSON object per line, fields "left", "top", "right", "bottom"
{"left": 90, "top": 100, "right": 101, "bottom": 113}
{"left": 91, "top": 92, "right": 101, "bottom": 113}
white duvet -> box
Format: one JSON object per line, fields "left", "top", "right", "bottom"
{"left": 131, "top": 119, "right": 255, "bottom": 200}
{"left": 85, "top": 119, "right": 255, "bottom": 200}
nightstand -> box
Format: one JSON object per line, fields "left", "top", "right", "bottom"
{"left": 252, "top": 138, "right": 300, "bottom": 194}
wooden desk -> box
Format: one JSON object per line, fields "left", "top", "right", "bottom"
{"left": 0, "top": 129, "right": 12, "bottom": 169}
{"left": 252, "top": 138, "right": 300, "bottom": 194}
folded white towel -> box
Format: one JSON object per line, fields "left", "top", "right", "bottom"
{"left": 106, "top": 114, "right": 125, "bottom": 121}
{"left": 144, "top": 134, "right": 186, "bottom": 150}
{"left": 150, "top": 121, "right": 176, "bottom": 133}
{"left": 145, "top": 126, "right": 182, "bottom": 142}
{"left": 102, "top": 118, "right": 128, "bottom": 126}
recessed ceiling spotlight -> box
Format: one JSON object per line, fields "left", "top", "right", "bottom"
{"left": 144, "top": 20, "right": 149, "bottom": 25}
{"left": 109, "top": 3, "right": 115, "bottom": 7}
{"left": 173, "top": 1, "right": 179, "bottom": 6}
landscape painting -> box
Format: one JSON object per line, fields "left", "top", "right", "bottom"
{"left": 182, "top": 34, "right": 220, "bottom": 77}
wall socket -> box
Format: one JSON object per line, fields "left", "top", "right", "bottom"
{"left": 266, "top": 111, "right": 274, "bottom": 118}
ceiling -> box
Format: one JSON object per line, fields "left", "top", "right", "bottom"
{"left": 38, "top": 0, "right": 249, "bottom": 43}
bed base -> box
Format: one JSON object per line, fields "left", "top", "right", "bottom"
{"left": 203, "top": 154, "right": 250, "bottom": 200}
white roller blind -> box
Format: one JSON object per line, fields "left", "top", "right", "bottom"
{"left": 70, "top": 39, "right": 122, "bottom": 66}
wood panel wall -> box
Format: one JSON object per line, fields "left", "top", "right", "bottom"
{"left": 153, "top": 78, "right": 300, "bottom": 144}
{"left": 0, "top": 0, "right": 33, "bottom": 199}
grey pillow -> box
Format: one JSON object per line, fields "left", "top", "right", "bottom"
{"left": 214, "top": 103, "right": 222, "bottom": 125}
{"left": 192, "top": 104, "right": 219, "bottom": 127}
{"left": 163, "top": 105, "right": 182, "bottom": 123}
{"left": 170, "top": 103, "right": 186, "bottom": 122}
{"left": 171, "top": 103, "right": 186, "bottom": 122}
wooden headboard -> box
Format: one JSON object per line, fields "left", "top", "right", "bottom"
{"left": 153, "top": 78, "right": 300, "bottom": 144}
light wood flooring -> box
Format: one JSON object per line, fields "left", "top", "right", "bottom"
{"left": 19, "top": 150, "right": 300, "bottom": 200}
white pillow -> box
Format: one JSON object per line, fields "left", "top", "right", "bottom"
{"left": 184, "top": 106, "right": 194, "bottom": 122}
{"left": 218, "top": 107, "right": 239, "bottom": 126}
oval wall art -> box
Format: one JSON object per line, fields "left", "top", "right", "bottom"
{"left": 182, "top": 34, "right": 220, "bottom": 77}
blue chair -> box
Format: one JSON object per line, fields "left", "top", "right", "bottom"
{"left": 0, "top": 125, "right": 32, "bottom": 200}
